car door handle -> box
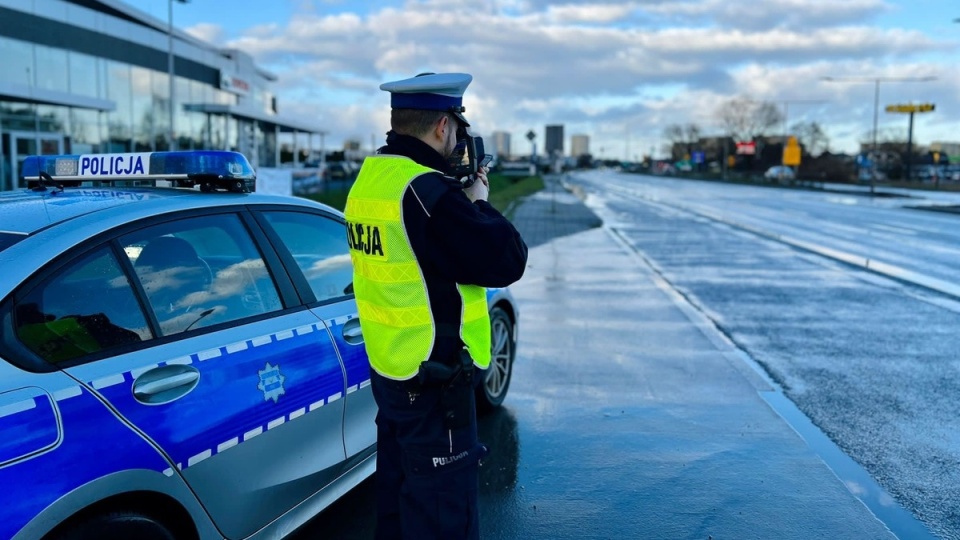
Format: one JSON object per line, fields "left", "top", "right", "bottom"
{"left": 342, "top": 318, "right": 363, "bottom": 345}
{"left": 133, "top": 365, "right": 201, "bottom": 405}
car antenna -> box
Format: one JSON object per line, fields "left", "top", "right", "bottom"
{"left": 31, "top": 171, "right": 64, "bottom": 193}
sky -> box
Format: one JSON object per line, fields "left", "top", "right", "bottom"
{"left": 123, "top": 0, "right": 960, "bottom": 161}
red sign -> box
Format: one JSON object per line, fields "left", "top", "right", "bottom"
{"left": 220, "top": 72, "right": 251, "bottom": 96}
{"left": 736, "top": 141, "right": 756, "bottom": 155}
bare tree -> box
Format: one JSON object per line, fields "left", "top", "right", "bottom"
{"left": 791, "top": 121, "right": 830, "bottom": 157}
{"left": 716, "top": 97, "right": 784, "bottom": 141}
{"left": 663, "top": 124, "right": 685, "bottom": 146}
{"left": 663, "top": 123, "right": 703, "bottom": 160}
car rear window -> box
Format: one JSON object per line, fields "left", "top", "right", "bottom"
{"left": 0, "top": 232, "right": 26, "bottom": 253}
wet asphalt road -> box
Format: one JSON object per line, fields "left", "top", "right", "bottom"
{"left": 570, "top": 171, "right": 960, "bottom": 540}
{"left": 293, "top": 174, "right": 940, "bottom": 539}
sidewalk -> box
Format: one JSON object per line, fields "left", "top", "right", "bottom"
{"left": 507, "top": 174, "right": 602, "bottom": 248}
{"left": 495, "top": 175, "right": 898, "bottom": 539}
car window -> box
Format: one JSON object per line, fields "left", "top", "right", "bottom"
{"left": 261, "top": 211, "right": 353, "bottom": 303}
{"left": 14, "top": 246, "right": 152, "bottom": 364}
{"left": 120, "top": 213, "right": 283, "bottom": 336}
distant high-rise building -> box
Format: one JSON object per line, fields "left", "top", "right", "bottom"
{"left": 492, "top": 131, "right": 512, "bottom": 159}
{"left": 545, "top": 125, "right": 564, "bottom": 156}
{"left": 571, "top": 134, "right": 590, "bottom": 157}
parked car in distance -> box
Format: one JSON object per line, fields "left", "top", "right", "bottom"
{"left": 0, "top": 151, "right": 519, "bottom": 540}
{"left": 325, "top": 161, "right": 352, "bottom": 181}
{"left": 764, "top": 165, "right": 796, "bottom": 182}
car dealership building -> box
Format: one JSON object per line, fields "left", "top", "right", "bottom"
{"left": 0, "top": 0, "right": 323, "bottom": 190}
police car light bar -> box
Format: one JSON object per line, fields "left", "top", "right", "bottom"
{"left": 21, "top": 151, "right": 256, "bottom": 193}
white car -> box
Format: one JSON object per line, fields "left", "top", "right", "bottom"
{"left": 764, "top": 166, "right": 796, "bottom": 182}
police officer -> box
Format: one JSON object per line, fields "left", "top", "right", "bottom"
{"left": 345, "top": 72, "right": 527, "bottom": 540}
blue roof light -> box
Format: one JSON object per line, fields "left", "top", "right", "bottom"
{"left": 20, "top": 151, "right": 256, "bottom": 193}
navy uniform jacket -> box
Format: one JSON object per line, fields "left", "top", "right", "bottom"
{"left": 377, "top": 131, "right": 528, "bottom": 366}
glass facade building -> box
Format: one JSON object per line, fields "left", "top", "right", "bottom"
{"left": 0, "top": 0, "right": 322, "bottom": 190}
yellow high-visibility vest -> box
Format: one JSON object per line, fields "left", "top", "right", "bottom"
{"left": 345, "top": 155, "right": 490, "bottom": 380}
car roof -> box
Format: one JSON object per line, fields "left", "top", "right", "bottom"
{"left": 0, "top": 187, "right": 197, "bottom": 235}
{"left": 4, "top": 150, "right": 346, "bottom": 235}
{"left": 0, "top": 186, "right": 336, "bottom": 237}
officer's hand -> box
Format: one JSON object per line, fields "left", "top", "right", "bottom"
{"left": 465, "top": 167, "right": 490, "bottom": 202}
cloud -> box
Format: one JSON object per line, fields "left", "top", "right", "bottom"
{"left": 184, "top": 23, "right": 225, "bottom": 45}
{"left": 544, "top": 3, "right": 638, "bottom": 24}
{"left": 207, "top": 0, "right": 954, "bottom": 157}
{"left": 641, "top": 0, "right": 891, "bottom": 31}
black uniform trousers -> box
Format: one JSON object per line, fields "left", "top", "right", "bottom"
{"left": 371, "top": 369, "right": 487, "bottom": 540}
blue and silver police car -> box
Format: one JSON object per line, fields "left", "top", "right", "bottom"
{"left": 0, "top": 151, "right": 518, "bottom": 539}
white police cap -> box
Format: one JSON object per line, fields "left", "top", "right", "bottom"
{"left": 380, "top": 72, "right": 473, "bottom": 126}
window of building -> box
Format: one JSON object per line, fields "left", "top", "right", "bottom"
{"left": 14, "top": 246, "right": 152, "bottom": 365}
{"left": 106, "top": 61, "right": 134, "bottom": 152}
{"left": 152, "top": 68, "right": 171, "bottom": 151}
{"left": 68, "top": 51, "right": 99, "bottom": 98}
{"left": 130, "top": 66, "right": 154, "bottom": 151}
{"left": 0, "top": 37, "right": 33, "bottom": 87}
{"left": 261, "top": 211, "right": 353, "bottom": 303}
{"left": 36, "top": 105, "right": 68, "bottom": 135}
{"left": 69, "top": 109, "right": 101, "bottom": 153}
{"left": 175, "top": 76, "right": 192, "bottom": 149}
{"left": 35, "top": 45, "right": 69, "bottom": 94}
{"left": 120, "top": 214, "right": 283, "bottom": 336}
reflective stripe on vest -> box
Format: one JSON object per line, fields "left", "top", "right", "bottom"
{"left": 345, "top": 155, "right": 490, "bottom": 380}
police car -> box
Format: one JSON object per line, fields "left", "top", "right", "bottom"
{"left": 0, "top": 151, "right": 518, "bottom": 539}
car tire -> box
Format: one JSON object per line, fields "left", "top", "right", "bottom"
{"left": 52, "top": 510, "right": 180, "bottom": 540}
{"left": 477, "top": 306, "right": 514, "bottom": 413}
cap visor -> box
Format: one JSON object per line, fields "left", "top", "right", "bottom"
{"left": 452, "top": 111, "right": 470, "bottom": 127}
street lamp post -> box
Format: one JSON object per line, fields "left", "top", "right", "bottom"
{"left": 168, "top": 0, "right": 188, "bottom": 151}
{"left": 318, "top": 131, "right": 327, "bottom": 168}
{"left": 821, "top": 75, "right": 936, "bottom": 194}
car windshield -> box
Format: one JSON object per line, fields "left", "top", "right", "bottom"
{"left": 0, "top": 232, "right": 26, "bottom": 253}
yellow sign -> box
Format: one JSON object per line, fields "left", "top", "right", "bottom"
{"left": 782, "top": 136, "right": 801, "bottom": 167}
{"left": 885, "top": 103, "right": 935, "bottom": 114}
